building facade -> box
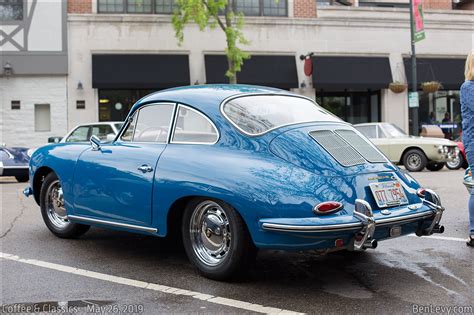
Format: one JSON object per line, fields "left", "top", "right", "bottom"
{"left": 1, "top": 0, "right": 68, "bottom": 147}
{"left": 1, "top": 0, "right": 473, "bottom": 147}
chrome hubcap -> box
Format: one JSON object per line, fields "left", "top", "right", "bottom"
{"left": 46, "top": 180, "right": 69, "bottom": 229}
{"left": 407, "top": 153, "right": 421, "bottom": 169}
{"left": 190, "top": 201, "right": 231, "bottom": 267}
{"left": 447, "top": 154, "right": 460, "bottom": 168}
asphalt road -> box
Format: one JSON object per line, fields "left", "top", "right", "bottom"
{"left": 1, "top": 169, "right": 473, "bottom": 314}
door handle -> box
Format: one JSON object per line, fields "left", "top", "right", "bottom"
{"left": 137, "top": 164, "right": 153, "bottom": 173}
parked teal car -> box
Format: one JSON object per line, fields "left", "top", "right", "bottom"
{"left": 25, "top": 85, "right": 446, "bottom": 280}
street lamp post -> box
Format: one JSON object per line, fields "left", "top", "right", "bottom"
{"left": 409, "top": 0, "right": 419, "bottom": 136}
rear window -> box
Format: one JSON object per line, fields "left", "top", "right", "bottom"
{"left": 223, "top": 95, "right": 341, "bottom": 136}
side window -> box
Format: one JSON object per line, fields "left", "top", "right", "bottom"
{"left": 91, "top": 125, "right": 114, "bottom": 141}
{"left": 66, "top": 126, "right": 90, "bottom": 142}
{"left": 172, "top": 106, "right": 218, "bottom": 144}
{"left": 356, "top": 125, "right": 376, "bottom": 139}
{"left": 377, "top": 125, "right": 387, "bottom": 138}
{"left": 121, "top": 104, "right": 175, "bottom": 143}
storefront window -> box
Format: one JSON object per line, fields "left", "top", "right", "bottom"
{"left": 416, "top": 90, "right": 461, "bottom": 140}
{"left": 98, "top": 89, "right": 155, "bottom": 122}
{"left": 316, "top": 91, "right": 380, "bottom": 124}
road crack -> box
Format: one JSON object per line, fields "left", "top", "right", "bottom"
{"left": 1, "top": 189, "right": 28, "bottom": 239}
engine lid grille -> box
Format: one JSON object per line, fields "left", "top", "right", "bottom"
{"left": 309, "top": 129, "right": 387, "bottom": 167}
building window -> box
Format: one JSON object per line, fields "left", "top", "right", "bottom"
{"left": 98, "top": 0, "right": 125, "bottom": 13}
{"left": 235, "top": 0, "right": 287, "bottom": 16}
{"left": 0, "top": 0, "right": 23, "bottom": 21}
{"left": 11, "top": 100, "right": 20, "bottom": 110}
{"left": 128, "top": 0, "right": 153, "bottom": 13}
{"left": 97, "top": 0, "right": 287, "bottom": 16}
{"left": 155, "top": 0, "right": 177, "bottom": 13}
{"left": 35, "top": 104, "right": 51, "bottom": 132}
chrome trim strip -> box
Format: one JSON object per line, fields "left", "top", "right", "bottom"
{"left": 219, "top": 92, "right": 349, "bottom": 137}
{"left": 261, "top": 210, "right": 435, "bottom": 233}
{"left": 2, "top": 166, "right": 29, "bottom": 169}
{"left": 67, "top": 215, "right": 158, "bottom": 234}
{"left": 170, "top": 104, "right": 220, "bottom": 145}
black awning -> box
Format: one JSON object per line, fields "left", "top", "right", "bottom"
{"left": 205, "top": 55, "right": 298, "bottom": 89}
{"left": 312, "top": 56, "right": 393, "bottom": 91}
{"left": 403, "top": 58, "right": 465, "bottom": 90}
{"left": 92, "top": 54, "right": 190, "bottom": 89}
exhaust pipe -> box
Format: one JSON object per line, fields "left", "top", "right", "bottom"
{"left": 432, "top": 224, "right": 445, "bottom": 234}
{"left": 363, "top": 239, "right": 378, "bottom": 249}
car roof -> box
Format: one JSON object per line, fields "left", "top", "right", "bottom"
{"left": 76, "top": 122, "right": 123, "bottom": 126}
{"left": 354, "top": 123, "right": 386, "bottom": 127}
{"left": 131, "top": 84, "right": 291, "bottom": 117}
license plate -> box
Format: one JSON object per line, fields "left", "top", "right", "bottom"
{"left": 369, "top": 181, "right": 408, "bottom": 208}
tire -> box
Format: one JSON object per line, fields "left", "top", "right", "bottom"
{"left": 402, "top": 149, "right": 427, "bottom": 172}
{"left": 182, "top": 198, "right": 256, "bottom": 281}
{"left": 15, "top": 175, "right": 29, "bottom": 182}
{"left": 446, "top": 152, "right": 464, "bottom": 170}
{"left": 40, "top": 172, "right": 90, "bottom": 238}
{"left": 426, "top": 162, "right": 445, "bottom": 171}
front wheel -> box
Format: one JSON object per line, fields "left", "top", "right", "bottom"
{"left": 402, "top": 149, "right": 427, "bottom": 172}
{"left": 182, "top": 198, "right": 256, "bottom": 280}
{"left": 40, "top": 172, "right": 90, "bottom": 238}
{"left": 446, "top": 152, "right": 464, "bottom": 170}
{"left": 426, "top": 162, "right": 445, "bottom": 171}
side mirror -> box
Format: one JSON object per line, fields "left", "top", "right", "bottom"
{"left": 90, "top": 135, "right": 101, "bottom": 151}
{"left": 106, "top": 133, "right": 116, "bottom": 142}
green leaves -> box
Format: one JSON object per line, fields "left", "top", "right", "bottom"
{"left": 171, "top": 0, "right": 250, "bottom": 83}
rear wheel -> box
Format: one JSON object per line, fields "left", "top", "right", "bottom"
{"left": 182, "top": 198, "right": 256, "bottom": 280}
{"left": 402, "top": 149, "right": 427, "bottom": 172}
{"left": 40, "top": 172, "right": 90, "bottom": 238}
{"left": 446, "top": 152, "right": 464, "bottom": 170}
{"left": 426, "top": 162, "right": 445, "bottom": 171}
{"left": 15, "top": 175, "right": 29, "bottom": 182}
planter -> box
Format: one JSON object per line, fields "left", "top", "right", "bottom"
{"left": 421, "top": 81, "right": 442, "bottom": 93}
{"left": 389, "top": 82, "right": 407, "bottom": 93}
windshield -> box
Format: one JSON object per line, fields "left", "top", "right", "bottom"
{"left": 382, "top": 123, "right": 408, "bottom": 138}
{"left": 115, "top": 123, "right": 124, "bottom": 132}
{"left": 223, "top": 95, "right": 341, "bottom": 135}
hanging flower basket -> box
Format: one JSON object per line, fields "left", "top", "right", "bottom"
{"left": 421, "top": 81, "right": 442, "bottom": 93}
{"left": 389, "top": 82, "right": 407, "bottom": 93}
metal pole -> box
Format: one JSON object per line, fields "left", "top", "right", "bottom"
{"left": 409, "top": 0, "right": 419, "bottom": 136}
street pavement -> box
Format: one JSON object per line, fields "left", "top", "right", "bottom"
{"left": 1, "top": 169, "right": 473, "bottom": 314}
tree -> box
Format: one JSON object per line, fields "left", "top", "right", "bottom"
{"left": 172, "top": 0, "right": 250, "bottom": 84}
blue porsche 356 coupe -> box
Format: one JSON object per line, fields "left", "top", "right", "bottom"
{"left": 25, "top": 85, "right": 445, "bottom": 280}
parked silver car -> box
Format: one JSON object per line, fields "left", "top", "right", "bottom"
{"left": 61, "top": 122, "right": 123, "bottom": 143}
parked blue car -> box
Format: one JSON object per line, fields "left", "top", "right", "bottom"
{"left": 1, "top": 145, "right": 33, "bottom": 182}
{"left": 25, "top": 85, "right": 445, "bottom": 280}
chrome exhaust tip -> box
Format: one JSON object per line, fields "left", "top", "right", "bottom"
{"left": 363, "top": 239, "right": 378, "bottom": 249}
{"left": 432, "top": 224, "right": 444, "bottom": 234}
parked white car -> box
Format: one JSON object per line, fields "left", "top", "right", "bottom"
{"left": 354, "top": 122, "right": 458, "bottom": 172}
{"left": 61, "top": 122, "right": 123, "bottom": 143}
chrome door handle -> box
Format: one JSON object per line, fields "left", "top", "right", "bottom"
{"left": 137, "top": 165, "right": 153, "bottom": 173}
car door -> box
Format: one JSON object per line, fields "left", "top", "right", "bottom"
{"left": 71, "top": 103, "right": 175, "bottom": 227}
{"left": 371, "top": 125, "right": 396, "bottom": 161}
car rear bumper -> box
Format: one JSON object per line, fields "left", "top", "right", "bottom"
{"left": 258, "top": 189, "right": 444, "bottom": 251}
{"left": 0, "top": 163, "right": 28, "bottom": 177}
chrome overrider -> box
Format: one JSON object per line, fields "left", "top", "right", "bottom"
{"left": 261, "top": 189, "right": 445, "bottom": 251}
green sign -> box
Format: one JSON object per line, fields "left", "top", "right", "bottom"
{"left": 412, "top": 0, "right": 426, "bottom": 43}
{"left": 409, "top": 92, "right": 419, "bottom": 108}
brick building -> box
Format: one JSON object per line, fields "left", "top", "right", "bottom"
{"left": 1, "top": 0, "right": 473, "bottom": 147}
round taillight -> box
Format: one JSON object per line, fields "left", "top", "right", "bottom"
{"left": 416, "top": 188, "right": 426, "bottom": 198}
{"left": 313, "top": 201, "right": 343, "bottom": 214}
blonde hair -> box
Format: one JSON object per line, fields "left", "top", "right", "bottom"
{"left": 465, "top": 52, "right": 474, "bottom": 81}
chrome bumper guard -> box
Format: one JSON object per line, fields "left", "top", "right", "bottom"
{"left": 415, "top": 189, "right": 445, "bottom": 236}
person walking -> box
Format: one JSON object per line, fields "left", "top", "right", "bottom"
{"left": 461, "top": 51, "right": 474, "bottom": 247}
